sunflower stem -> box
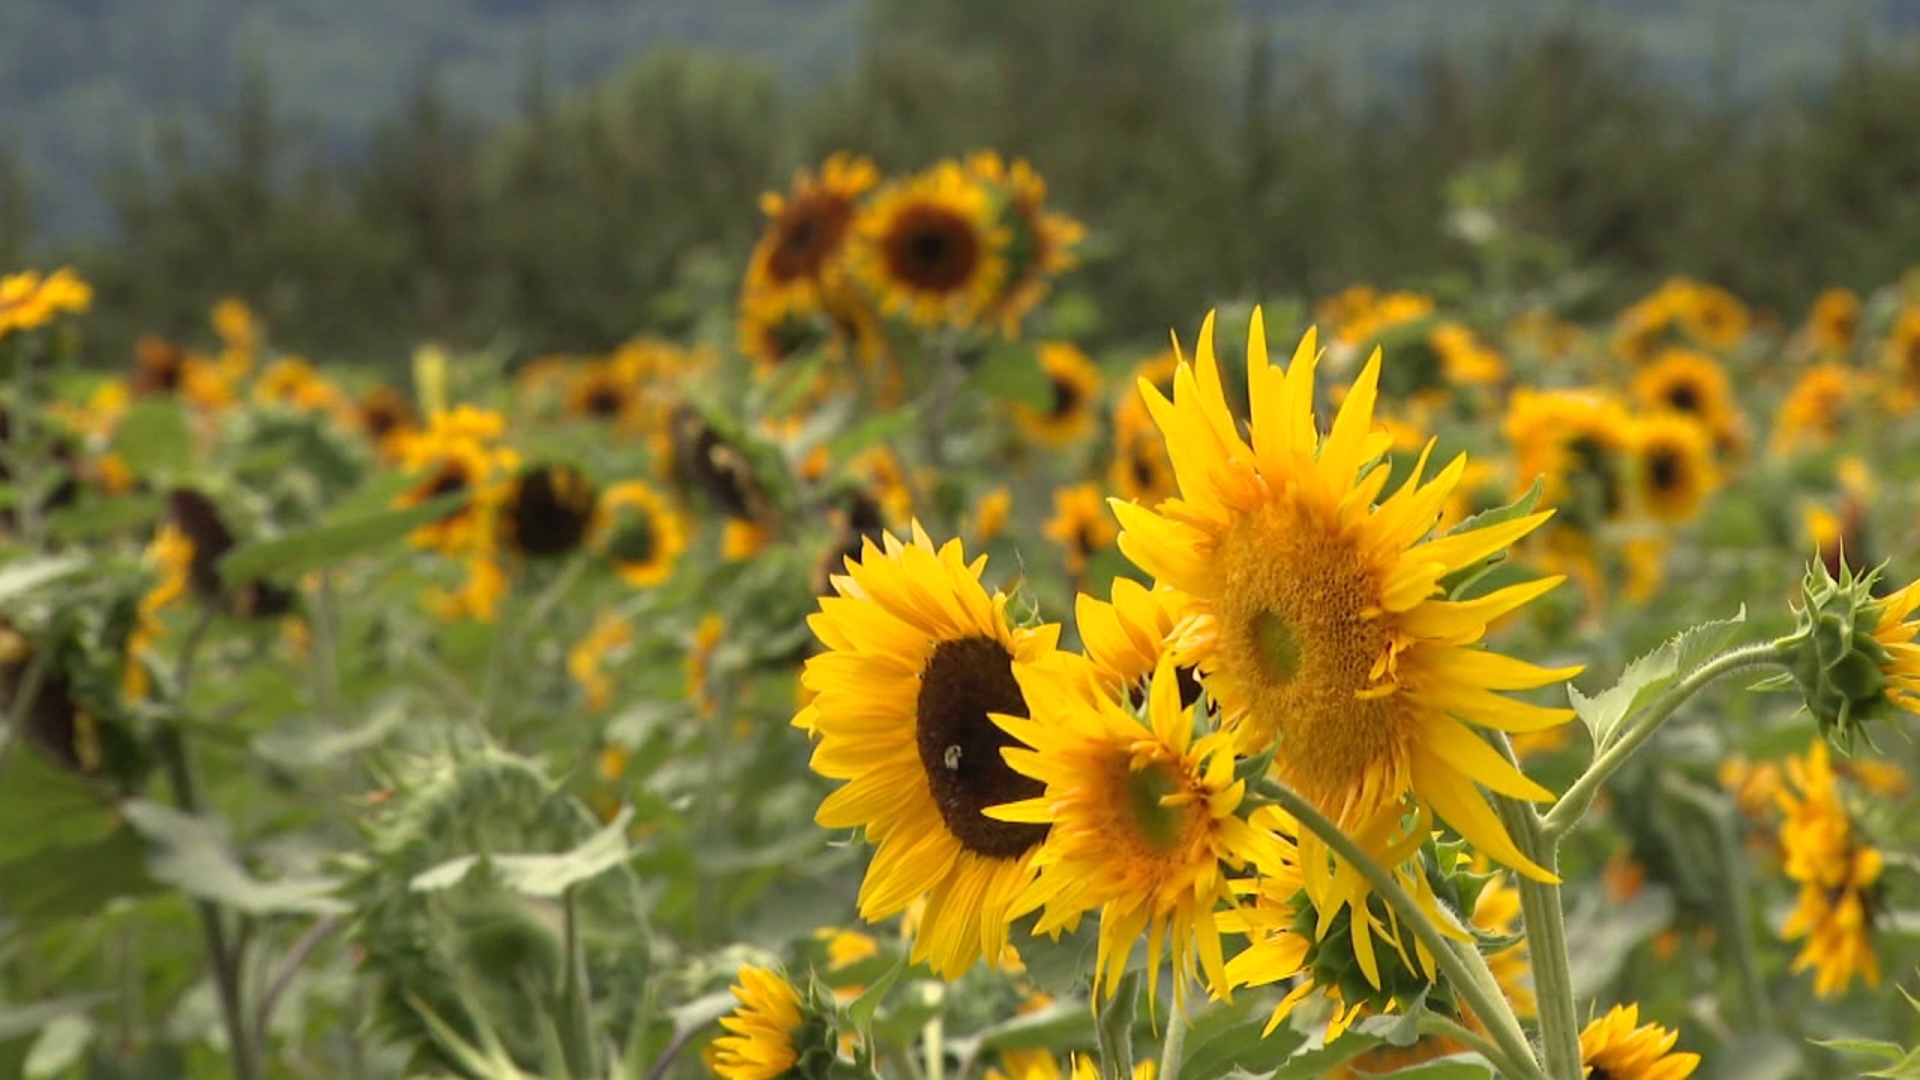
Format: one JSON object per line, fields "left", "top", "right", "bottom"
{"left": 1541, "top": 641, "right": 1789, "bottom": 843}
{"left": 1259, "top": 781, "right": 1544, "bottom": 1080}
{"left": 1156, "top": 1001, "right": 1187, "bottom": 1080}
{"left": 1094, "top": 970, "right": 1140, "bottom": 1080}
{"left": 1494, "top": 797, "right": 1581, "bottom": 1080}
{"left": 1417, "top": 1012, "right": 1529, "bottom": 1080}
{"left": 1658, "top": 773, "right": 1772, "bottom": 1030}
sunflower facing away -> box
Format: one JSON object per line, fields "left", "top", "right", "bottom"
{"left": 852, "top": 162, "right": 1009, "bottom": 329}
{"left": 963, "top": 151, "right": 1086, "bottom": 336}
{"left": 991, "top": 656, "right": 1281, "bottom": 1006}
{"left": 1578, "top": 1003, "right": 1700, "bottom": 1080}
{"left": 709, "top": 965, "right": 808, "bottom": 1080}
{"left": 795, "top": 523, "right": 1061, "bottom": 978}
{"left": 1112, "top": 311, "right": 1578, "bottom": 885}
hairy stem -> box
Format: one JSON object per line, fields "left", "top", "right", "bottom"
{"left": 1495, "top": 797, "right": 1581, "bottom": 1080}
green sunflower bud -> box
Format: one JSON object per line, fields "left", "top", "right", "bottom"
{"left": 1785, "top": 560, "right": 1896, "bottom": 750}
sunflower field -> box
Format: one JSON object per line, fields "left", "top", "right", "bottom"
{"left": 4, "top": 143, "right": 1920, "bottom": 1080}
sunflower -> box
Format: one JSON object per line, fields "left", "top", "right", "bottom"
{"left": 970, "top": 487, "right": 1012, "bottom": 545}
{"left": 1776, "top": 740, "right": 1884, "bottom": 997}
{"left": 1807, "top": 287, "right": 1859, "bottom": 356}
{"left": 1109, "top": 419, "right": 1178, "bottom": 508}
{"left": 566, "top": 611, "right": 631, "bottom": 713}
{"left": 964, "top": 151, "right": 1085, "bottom": 335}
{"left": 1503, "top": 387, "right": 1633, "bottom": 528}
{"left": 989, "top": 1051, "right": 1156, "bottom": 1080}
{"left": 1885, "top": 305, "right": 1920, "bottom": 397}
{"left": 1769, "top": 363, "right": 1853, "bottom": 456}
{"left": 743, "top": 154, "right": 879, "bottom": 316}
{"left": 1578, "top": 1004, "right": 1700, "bottom": 1080}
{"left": 1014, "top": 342, "right": 1103, "bottom": 446}
{"left": 993, "top": 656, "right": 1280, "bottom": 1006}
{"left": 709, "top": 965, "right": 809, "bottom": 1080}
{"left": 794, "top": 523, "right": 1061, "bottom": 978}
{"left": 427, "top": 552, "right": 510, "bottom": 623}
{"left": 852, "top": 162, "right": 1009, "bottom": 329}
{"left": 495, "top": 463, "right": 600, "bottom": 560}
{"left": 595, "top": 481, "right": 686, "bottom": 589}
{"left": 129, "top": 336, "right": 232, "bottom": 409}
{"left": 124, "top": 521, "right": 195, "bottom": 700}
{"left": 354, "top": 385, "right": 418, "bottom": 461}
{"left": 394, "top": 406, "right": 520, "bottom": 554}
{"left": 1675, "top": 279, "right": 1749, "bottom": 350}
{"left": 211, "top": 296, "right": 259, "bottom": 376}
{"left": 0, "top": 267, "right": 91, "bottom": 336}
{"left": 1429, "top": 322, "right": 1506, "bottom": 387}
{"left": 1631, "top": 413, "right": 1718, "bottom": 523}
{"left": 563, "top": 357, "right": 643, "bottom": 428}
{"left": 1074, "top": 577, "right": 1193, "bottom": 705}
{"left": 1115, "top": 313, "right": 1577, "bottom": 887}
{"left": 1869, "top": 577, "right": 1920, "bottom": 716}
{"left": 253, "top": 357, "right": 347, "bottom": 414}
{"left": 1629, "top": 348, "right": 1745, "bottom": 455}
{"left": 1612, "top": 293, "right": 1678, "bottom": 366}
{"left": 1041, "top": 483, "right": 1116, "bottom": 578}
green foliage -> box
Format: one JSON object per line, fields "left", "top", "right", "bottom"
{"left": 1570, "top": 607, "right": 1749, "bottom": 751}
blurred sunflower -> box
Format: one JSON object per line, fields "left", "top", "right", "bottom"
{"left": 0, "top": 267, "right": 91, "bottom": 336}
{"left": 992, "top": 656, "right": 1280, "bottom": 1006}
{"left": 1504, "top": 387, "right": 1633, "bottom": 528}
{"left": 853, "top": 162, "right": 1009, "bottom": 329}
{"left": 794, "top": 523, "right": 1061, "bottom": 978}
{"left": 210, "top": 296, "right": 259, "bottom": 378}
{"left": 1429, "top": 322, "right": 1506, "bottom": 387}
{"left": 1631, "top": 413, "right": 1718, "bottom": 523}
{"left": 1041, "top": 483, "right": 1116, "bottom": 578}
{"left": 1630, "top": 348, "right": 1745, "bottom": 456}
{"left": 394, "top": 405, "right": 519, "bottom": 554}
{"left": 353, "top": 385, "right": 417, "bottom": 462}
{"left": 1108, "top": 419, "right": 1177, "bottom": 508}
{"left": 253, "top": 358, "right": 347, "bottom": 414}
{"left": 1675, "top": 279, "right": 1749, "bottom": 350}
{"left": 743, "top": 153, "right": 879, "bottom": 317}
{"left": 1578, "top": 1004, "right": 1700, "bottom": 1080}
{"left": 496, "top": 463, "right": 600, "bottom": 560}
{"left": 427, "top": 551, "right": 510, "bottom": 623}
{"left": 563, "top": 357, "right": 644, "bottom": 428}
{"left": 1807, "top": 287, "right": 1859, "bottom": 356}
{"left": 970, "top": 486, "right": 1012, "bottom": 545}
{"left": 1769, "top": 363, "right": 1853, "bottom": 456}
{"left": 595, "top": 481, "right": 686, "bottom": 589}
{"left": 1777, "top": 740, "right": 1884, "bottom": 997}
{"left": 989, "top": 1051, "right": 1155, "bottom": 1080}
{"left": 1014, "top": 342, "right": 1103, "bottom": 446}
{"left": 1884, "top": 305, "right": 1920, "bottom": 398}
{"left": 124, "top": 522, "right": 195, "bottom": 701}
{"left": 129, "top": 336, "right": 232, "bottom": 409}
{"left": 1613, "top": 291, "right": 1680, "bottom": 366}
{"left": 1115, "top": 312, "right": 1576, "bottom": 884}
{"left": 566, "top": 610, "right": 631, "bottom": 713}
{"left": 964, "top": 151, "right": 1085, "bottom": 335}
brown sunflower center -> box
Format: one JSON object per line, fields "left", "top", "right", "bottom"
{"left": 769, "top": 195, "right": 853, "bottom": 282}
{"left": 1049, "top": 374, "right": 1081, "bottom": 420}
{"left": 915, "top": 635, "right": 1046, "bottom": 859}
{"left": 883, "top": 207, "right": 981, "bottom": 293}
{"left": 505, "top": 465, "right": 596, "bottom": 558}
{"left": 585, "top": 382, "right": 627, "bottom": 418}
{"left": 1647, "top": 447, "right": 1683, "bottom": 494}
{"left": 1665, "top": 383, "right": 1701, "bottom": 414}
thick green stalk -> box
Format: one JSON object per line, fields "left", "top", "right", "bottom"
{"left": 1542, "top": 642, "right": 1788, "bottom": 841}
{"left": 1494, "top": 797, "right": 1581, "bottom": 1080}
{"left": 1156, "top": 1002, "right": 1187, "bottom": 1080}
{"left": 1260, "top": 781, "right": 1544, "bottom": 1080}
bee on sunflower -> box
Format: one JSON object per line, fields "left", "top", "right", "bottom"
{"left": 851, "top": 161, "right": 1009, "bottom": 330}
{"left": 794, "top": 523, "right": 1061, "bottom": 978}
{"left": 1113, "top": 312, "right": 1577, "bottom": 892}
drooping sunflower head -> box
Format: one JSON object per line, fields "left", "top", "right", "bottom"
{"left": 1113, "top": 311, "right": 1578, "bottom": 886}
{"left": 1014, "top": 342, "right": 1103, "bottom": 447}
{"left": 1630, "top": 413, "right": 1718, "bottom": 523}
{"left": 669, "top": 405, "right": 772, "bottom": 525}
{"left": 496, "top": 463, "right": 599, "bottom": 560}
{"left": 964, "top": 151, "right": 1085, "bottom": 335}
{"left": 594, "top": 480, "right": 686, "bottom": 589}
{"left": 745, "top": 153, "right": 880, "bottom": 314}
{"left": 1041, "top": 482, "right": 1116, "bottom": 578}
{"left": 796, "top": 522, "right": 1061, "bottom": 978}
{"left": 1578, "top": 1003, "right": 1700, "bottom": 1080}
{"left": 992, "top": 656, "right": 1284, "bottom": 1006}
{"left": 1808, "top": 287, "right": 1860, "bottom": 356}
{"left": 852, "top": 162, "right": 1009, "bottom": 330}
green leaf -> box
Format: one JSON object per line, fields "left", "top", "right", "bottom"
{"left": 1016, "top": 916, "right": 1099, "bottom": 996}
{"left": 0, "top": 743, "right": 120, "bottom": 864}
{"left": 1175, "top": 998, "right": 1307, "bottom": 1080}
{"left": 45, "top": 492, "right": 163, "bottom": 542}
{"left": 845, "top": 953, "right": 911, "bottom": 1030}
{"left": 217, "top": 492, "right": 465, "bottom": 586}
{"left": 120, "top": 800, "right": 348, "bottom": 915}
{"left": 1376, "top": 1057, "right": 1496, "bottom": 1078}
{"left": 409, "top": 807, "right": 635, "bottom": 898}
{"left": 0, "top": 826, "right": 163, "bottom": 927}
{"left": 1569, "top": 607, "right": 1747, "bottom": 750}
{"left": 1439, "top": 478, "right": 1542, "bottom": 598}
{"left": 1093, "top": 972, "right": 1136, "bottom": 1080}
{"left": 1266, "top": 1033, "right": 1386, "bottom": 1079}
{"left": 825, "top": 407, "right": 920, "bottom": 464}
{"left": 109, "top": 400, "right": 192, "bottom": 476}
{"left": 252, "top": 701, "right": 405, "bottom": 769}
{"left": 24, "top": 1013, "right": 93, "bottom": 1079}
{"left": 1355, "top": 989, "right": 1426, "bottom": 1048}
{"left": 0, "top": 998, "right": 108, "bottom": 1041}
{"left": 975, "top": 342, "right": 1050, "bottom": 408}
{"left": 0, "top": 553, "right": 88, "bottom": 608}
